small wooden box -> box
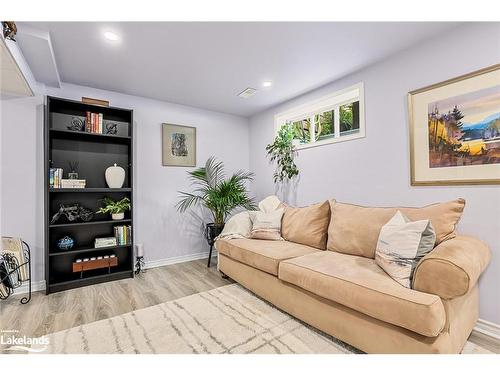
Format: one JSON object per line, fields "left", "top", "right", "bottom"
{"left": 72, "top": 257, "right": 118, "bottom": 273}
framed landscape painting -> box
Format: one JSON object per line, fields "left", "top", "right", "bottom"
{"left": 162, "top": 123, "right": 196, "bottom": 167}
{"left": 408, "top": 64, "right": 500, "bottom": 185}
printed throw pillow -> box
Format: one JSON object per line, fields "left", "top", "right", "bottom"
{"left": 249, "top": 209, "right": 285, "bottom": 241}
{"left": 375, "top": 211, "right": 436, "bottom": 288}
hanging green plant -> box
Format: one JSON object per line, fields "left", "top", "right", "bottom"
{"left": 265, "top": 123, "right": 299, "bottom": 184}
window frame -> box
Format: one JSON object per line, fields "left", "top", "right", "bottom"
{"left": 274, "top": 82, "right": 365, "bottom": 150}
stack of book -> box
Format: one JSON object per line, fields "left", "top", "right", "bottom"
{"left": 114, "top": 225, "right": 132, "bottom": 245}
{"left": 61, "top": 179, "right": 86, "bottom": 189}
{"left": 94, "top": 237, "right": 118, "bottom": 248}
{"left": 49, "top": 168, "right": 64, "bottom": 188}
{"left": 86, "top": 111, "right": 104, "bottom": 134}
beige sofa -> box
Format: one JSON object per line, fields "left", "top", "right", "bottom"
{"left": 216, "top": 199, "right": 491, "bottom": 354}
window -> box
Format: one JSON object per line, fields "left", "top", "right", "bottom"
{"left": 275, "top": 83, "right": 365, "bottom": 150}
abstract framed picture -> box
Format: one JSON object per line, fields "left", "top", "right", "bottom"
{"left": 162, "top": 123, "right": 196, "bottom": 167}
{"left": 408, "top": 64, "right": 500, "bottom": 185}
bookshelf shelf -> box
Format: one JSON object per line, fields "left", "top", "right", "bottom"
{"left": 50, "top": 129, "right": 131, "bottom": 143}
{"left": 49, "top": 188, "right": 132, "bottom": 193}
{"left": 49, "top": 218, "right": 132, "bottom": 228}
{"left": 49, "top": 244, "right": 132, "bottom": 257}
{"left": 45, "top": 96, "right": 134, "bottom": 294}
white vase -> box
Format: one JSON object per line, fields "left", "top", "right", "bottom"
{"left": 112, "top": 212, "right": 124, "bottom": 220}
{"left": 105, "top": 163, "right": 125, "bottom": 188}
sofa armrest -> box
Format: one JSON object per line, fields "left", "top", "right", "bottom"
{"left": 412, "top": 235, "right": 491, "bottom": 299}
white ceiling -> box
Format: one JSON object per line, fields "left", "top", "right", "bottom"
{"left": 18, "top": 22, "right": 460, "bottom": 117}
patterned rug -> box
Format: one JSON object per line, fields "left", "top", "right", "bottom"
{"left": 32, "top": 284, "right": 491, "bottom": 354}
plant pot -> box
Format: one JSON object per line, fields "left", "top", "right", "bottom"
{"left": 112, "top": 212, "right": 125, "bottom": 220}
{"left": 205, "top": 223, "right": 224, "bottom": 246}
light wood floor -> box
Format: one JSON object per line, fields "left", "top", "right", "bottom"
{"left": 0, "top": 258, "right": 232, "bottom": 339}
{"left": 0, "top": 258, "right": 497, "bottom": 353}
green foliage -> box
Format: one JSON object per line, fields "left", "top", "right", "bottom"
{"left": 266, "top": 123, "right": 299, "bottom": 184}
{"left": 340, "top": 103, "right": 354, "bottom": 132}
{"left": 176, "top": 156, "right": 256, "bottom": 226}
{"left": 97, "top": 197, "right": 131, "bottom": 214}
{"left": 292, "top": 119, "right": 311, "bottom": 143}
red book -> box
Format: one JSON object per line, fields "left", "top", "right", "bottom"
{"left": 92, "top": 113, "right": 96, "bottom": 133}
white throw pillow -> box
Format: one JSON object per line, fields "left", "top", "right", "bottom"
{"left": 216, "top": 211, "right": 254, "bottom": 240}
{"left": 375, "top": 211, "right": 436, "bottom": 288}
{"left": 249, "top": 209, "right": 285, "bottom": 241}
{"left": 258, "top": 195, "right": 282, "bottom": 213}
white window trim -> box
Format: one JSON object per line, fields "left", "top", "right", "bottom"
{"left": 274, "top": 82, "right": 365, "bottom": 150}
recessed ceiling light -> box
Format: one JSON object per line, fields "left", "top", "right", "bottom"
{"left": 103, "top": 31, "right": 119, "bottom": 41}
{"left": 262, "top": 81, "right": 273, "bottom": 88}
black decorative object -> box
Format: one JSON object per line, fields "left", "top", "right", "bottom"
{"left": 105, "top": 122, "right": 118, "bottom": 135}
{"left": 66, "top": 116, "right": 86, "bottom": 132}
{"left": 205, "top": 223, "right": 224, "bottom": 267}
{"left": 68, "top": 161, "right": 79, "bottom": 179}
{"left": 134, "top": 255, "right": 145, "bottom": 275}
{"left": 50, "top": 203, "right": 94, "bottom": 224}
{"left": 0, "top": 239, "right": 32, "bottom": 304}
{"left": 45, "top": 96, "right": 134, "bottom": 294}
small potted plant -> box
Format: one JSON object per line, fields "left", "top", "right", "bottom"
{"left": 96, "top": 197, "right": 131, "bottom": 220}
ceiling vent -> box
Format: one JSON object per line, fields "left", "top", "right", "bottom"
{"left": 237, "top": 87, "right": 257, "bottom": 98}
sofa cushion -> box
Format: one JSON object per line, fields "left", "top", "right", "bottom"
{"left": 278, "top": 251, "right": 446, "bottom": 337}
{"left": 326, "top": 199, "right": 465, "bottom": 258}
{"left": 216, "top": 238, "right": 319, "bottom": 276}
{"left": 281, "top": 201, "right": 330, "bottom": 249}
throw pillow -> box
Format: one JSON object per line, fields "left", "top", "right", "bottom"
{"left": 281, "top": 201, "right": 330, "bottom": 249}
{"left": 375, "top": 211, "right": 436, "bottom": 288}
{"left": 216, "top": 211, "right": 254, "bottom": 240}
{"left": 250, "top": 209, "right": 285, "bottom": 240}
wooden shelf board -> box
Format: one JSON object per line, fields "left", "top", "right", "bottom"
{"left": 49, "top": 129, "right": 131, "bottom": 142}
{"left": 49, "top": 218, "right": 131, "bottom": 228}
{"left": 49, "top": 244, "right": 132, "bottom": 257}
{"left": 49, "top": 188, "right": 131, "bottom": 193}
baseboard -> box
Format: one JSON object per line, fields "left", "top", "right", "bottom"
{"left": 471, "top": 318, "right": 500, "bottom": 342}
{"left": 12, "top": 280, "right": 45, "bottom": 295}
{"left": 144, "top": 250, "right": 217, "bottom": 270}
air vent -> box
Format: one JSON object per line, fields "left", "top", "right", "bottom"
{"left": 237, "top": 87, "right": 257, "bottom": 98}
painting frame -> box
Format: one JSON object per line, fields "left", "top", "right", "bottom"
{"left": 408, "top": 64, "right": 500, "bottom": 186}
{"left": 162, "top": 123, "right": 197, "bottom": 167}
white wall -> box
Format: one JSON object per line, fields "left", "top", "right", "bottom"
{"left": 248, "top": 23, "right": 500, "bottom": 324}
{"left": 1, "top": 83, "right": 249, "bottom": 284}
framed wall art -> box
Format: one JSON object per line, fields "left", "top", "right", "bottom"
{"left": 408, "top": 64, "right": 500, "bottom": 185}
{"left": 162, "top": 123, "right": 196, "bottom": 167}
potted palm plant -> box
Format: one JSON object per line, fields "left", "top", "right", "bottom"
{"left": 96, "top": 197, "right": 131, "bottom": 220}
{"left": 176, "top": 157, "right": 256, "bottom": 266}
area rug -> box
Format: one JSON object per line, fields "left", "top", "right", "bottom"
{"left": 32, "top": 284, "right": 491, "bottom": 354}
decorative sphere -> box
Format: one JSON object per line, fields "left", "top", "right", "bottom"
{"left": 57, "top": 236, "right": 74, "bottom": 250}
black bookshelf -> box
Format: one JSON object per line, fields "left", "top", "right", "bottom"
{"left": 44, "top": 96, "right": 134, "bottom": 294}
